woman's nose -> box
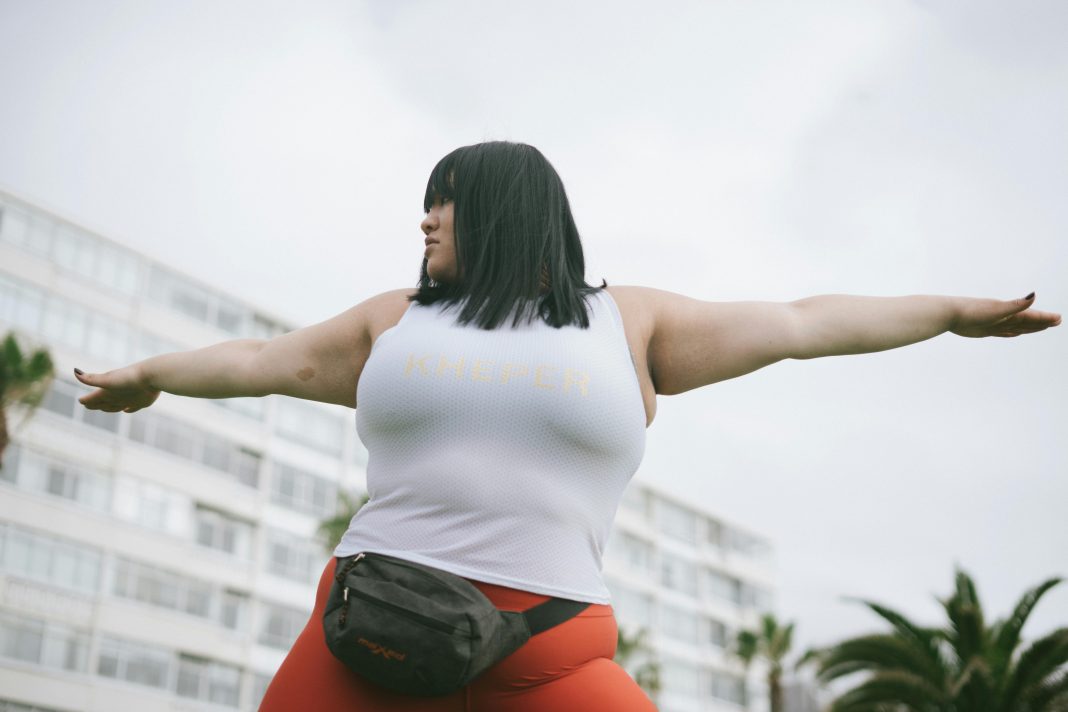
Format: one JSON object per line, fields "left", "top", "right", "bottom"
{"left": 421, "top": 212, "right": 435, "bottom": 235}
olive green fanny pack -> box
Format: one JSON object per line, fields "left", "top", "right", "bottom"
{"left": 322, "top": 551, "right": 592, "bottom": 697}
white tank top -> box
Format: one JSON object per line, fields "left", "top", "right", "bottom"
{"left": 333, "top": 288, "right": 647, "bottom": 603}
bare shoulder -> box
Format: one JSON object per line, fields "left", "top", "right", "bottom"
{"left": 606, "top": 281, "right": 687, "bottom": 343}
{"left": 603, "top": 284, "right": 658, "bottom": 327}
{"left": 362, "top": 288, "right": 418, "bottom": 342}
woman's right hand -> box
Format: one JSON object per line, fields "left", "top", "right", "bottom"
{"left": 74, "top": 365, "right": 161, "bottom": 413}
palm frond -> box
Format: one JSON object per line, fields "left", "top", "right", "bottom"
{"left": 815, "top": 634, "right": 947, "bottom": 687}
{"left": 840, "top": 596, "right": 947, "bottom": 679}
{"left": 936, "top": 567, "right": 986, "bottom": 665}
{"left": 828, "top": 669, "right": 947, "bottom": 712}
{"left": 1001, "top": 627, "right": 1068, "bottom": 710}
{"left": 991, "top": 577, "right": 1064, "bottom": 679}
{"left": 1022, "top": 668, "right": 1068, "bottom": 711}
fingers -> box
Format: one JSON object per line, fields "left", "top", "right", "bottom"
{"left": 1002, "top": 292, "right": 1037, "bottom": 316}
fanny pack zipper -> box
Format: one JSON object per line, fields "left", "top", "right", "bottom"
{"left": 342, "top": 585, "right": 463, "bottom": 634}
{"left": 336, "top": 552, "right": 464, "bottom": 634}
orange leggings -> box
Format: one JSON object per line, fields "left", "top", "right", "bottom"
{"left": 259, "top": 557, "right": 658, "bottom": 711}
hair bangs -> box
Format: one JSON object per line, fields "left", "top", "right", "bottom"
{"left": 423, "top": 155, "right": 458, "bottom": 213}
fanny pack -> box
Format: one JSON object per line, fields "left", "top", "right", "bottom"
{"left": 322, "top": 551, "right": 592, "bottom": 697}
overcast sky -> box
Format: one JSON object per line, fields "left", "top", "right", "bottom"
{"left": 1, "top": 0, "right": 1065, "bottom": 674}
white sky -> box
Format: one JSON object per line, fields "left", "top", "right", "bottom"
{"left": 1, "top": 0, "right": 1065, "bottom": 672}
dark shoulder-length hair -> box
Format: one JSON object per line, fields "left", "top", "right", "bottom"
{"left": 409, "top": 141, "right": 607, "bottom": 330}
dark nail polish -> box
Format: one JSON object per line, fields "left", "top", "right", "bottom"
{"left": 74, "top": 368, "right": 84, "bottom": 375}
{"left": 1025, "top": 292, "right": 1035, "bottom": 300}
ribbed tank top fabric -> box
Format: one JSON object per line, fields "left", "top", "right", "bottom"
{"left": 333, "top": 289, "right": 647, "bottom": 604}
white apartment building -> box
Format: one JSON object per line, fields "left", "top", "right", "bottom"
{"left": 0, "top": 190, "right": 775, "bottom": 712}
{"left": 604, "top": 478, "right": 775, "bottom": 712}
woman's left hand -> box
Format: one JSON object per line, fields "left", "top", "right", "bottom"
{"left": 950, "top": 293, "right": 1062, "bottom": 338}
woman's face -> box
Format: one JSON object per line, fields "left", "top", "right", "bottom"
{"left": 421, "top": 196, "right": 458, "bottom": 283}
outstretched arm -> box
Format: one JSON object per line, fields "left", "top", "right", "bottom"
{"left": 74, "top": 289, "right": 413, "bottom": 412}
{"left": 641, "top": 288, "right": 1061, "bottom": 396}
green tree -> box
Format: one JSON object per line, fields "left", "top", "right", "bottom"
{"left": 733, "top": 612, "right": 795, "bottom": 712}
{"left": 0, "top": 331, "right": 54, "bottom": 467}
{"left": 800, "top": 566, "right": 1068, "bottom": 711}
{"left": 317, "top": 489, "right": 370, "bottom": 554}
{"left": 614, "top": 624, "right": 662, "bottom": 703}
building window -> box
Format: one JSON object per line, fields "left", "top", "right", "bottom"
{"left": 606, "top": 578, "right": 654, "bottom": 629}
{"left": 39, "top": 378, "right": 121, "bottom": 433}
{"left": 195, "top": 506, "right": 253, "bottom": 559}
{"left": 656, "top": 499, "right": 697, "bottom": 544}
{"left": 0, "top": 611, "right": 89, "bottom": 672}
{"left": 728, "top": 528, "right": 771, "bottom": 560}
{"left": 40, "top": 297, "right": 89, "bottom": 353}
{"left": 0, "top": 441, "right": 20, "bottom": 476}
{"left": 251, "top": 672, "right": 273, "bottom": 710}
{"left": 0, "top": 274, "right": 45, "bottom": 332}
{"left": 704, "top": 568, "right": 743, "bottom": 606}
{"left": 251, "top": 314, "right": 285, "bottom": 339}
{"left": 85, "top": 311, "right": 131, "bottom": 364}
{"left": 214, "top": 298, "right": 245, "bottom": 335}
{"left": 220, "top": 589, "right": 250, "bottom": 632}
{"left": 0, "top": 523, "right": 102, "bottom": 594}
{"left": 706, "top": 518, "right": 723, "bottom": 548}
{"left": 0, "top": 697, "right": 74, "bottom": 711}
{"left": 95, "top": 245, "right": 141, "bottom": 295}
{"left": 265, "top": 527, "right": 319, "bottom": 583}
{"left": 176, "top": 654, "right": 241, "bottom": 706}
{"left": 127, "top": 411, "right": 261, "bottom": 487}
{"left": 113, "top": 558, "right": 214, "bottom": 619}
{"left": 275, "top": 397, "right": 343, "bottom": 456}
{"left": 53, "top": 224, "right": 96, "bottom": 278}
{"left": 131, "top": 329, "right": 182, "bottom": 365}
{"left": 210, "top": 395, "right": 266, "bottom": 421}
{"left": 661, "top": 657, "right": 701, "bottom": 698}
{"left": 112, "top": 476, "right": 188, "bottom": 535}
{"left": 26, "top": 212, "right": 54, "bottom": 254}
{"left": 270, "top": 460, "right": 337, "bottom": 518}
{"left": 607, "top": 530, "right": 654, "bottom": 574}
{"left": 96, "top": 636, "right": 171, "bottom": 689}
{"left": 258, "top": 602, "right": 308, "bottom": 650}
{"left": 2, "top": 446, "right": 113, "bottom": 513}
{"left": 660, "top": 553, "right": 699, "bottom": 597}
{"left": 148, "top": 264, "right": 255, "bottom": 336}
{"left": 661, "top": 604, "right": 700, "bottom": 645}
{"left": 741, "top": 583, "right": 773, "bottom": 612}
{"left": 0, "top": 203, "right": 31, "bottom": 248}
{"left": 710, "top": 669, "right": 748, "bottom": 705}
{"left": 705, "top": 616, "right": 728, "bottom": 648}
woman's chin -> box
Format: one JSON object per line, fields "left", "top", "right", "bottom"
{"left": 427, "top": 264, "right": 459, "bottom": 284}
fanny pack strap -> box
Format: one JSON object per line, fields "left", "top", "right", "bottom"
{"left": 336, "top": 554, "right": 592, "bottom": 635}
{"left": 521, "top": 597, "right": 592, "bottom": 635}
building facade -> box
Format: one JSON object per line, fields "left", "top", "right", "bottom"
{"left": 604, "top": 478, "right": 775, "bottom": 711}
{"left": 0, "top": 190, "right": 775, "bottom": 712}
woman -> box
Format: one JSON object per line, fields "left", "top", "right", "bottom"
{"left": 75, "top": 141, "right": 1060, "bottom": 711}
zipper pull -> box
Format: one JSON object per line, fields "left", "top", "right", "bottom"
{"left": 343, "top": 587, "right": 349, "bottom": 602}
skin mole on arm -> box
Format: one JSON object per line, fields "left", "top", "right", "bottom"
{"left": 297, "top": 367, "right": 316, "bottom": 381}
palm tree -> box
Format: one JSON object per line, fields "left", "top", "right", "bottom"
{"left": 800, "top": 565, "right": 1068, "bottom": 711}
{"left": 614, "top": 624, "right": 662, "bottom": 702}
{"left": 317, "top": 489, "right": 370, "bottom": 554}
{"left": 733, "top": 612, "right": 796, "bottom": 712}
{"left": 0, "top": 331, "right": 55, "bottom": 467}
